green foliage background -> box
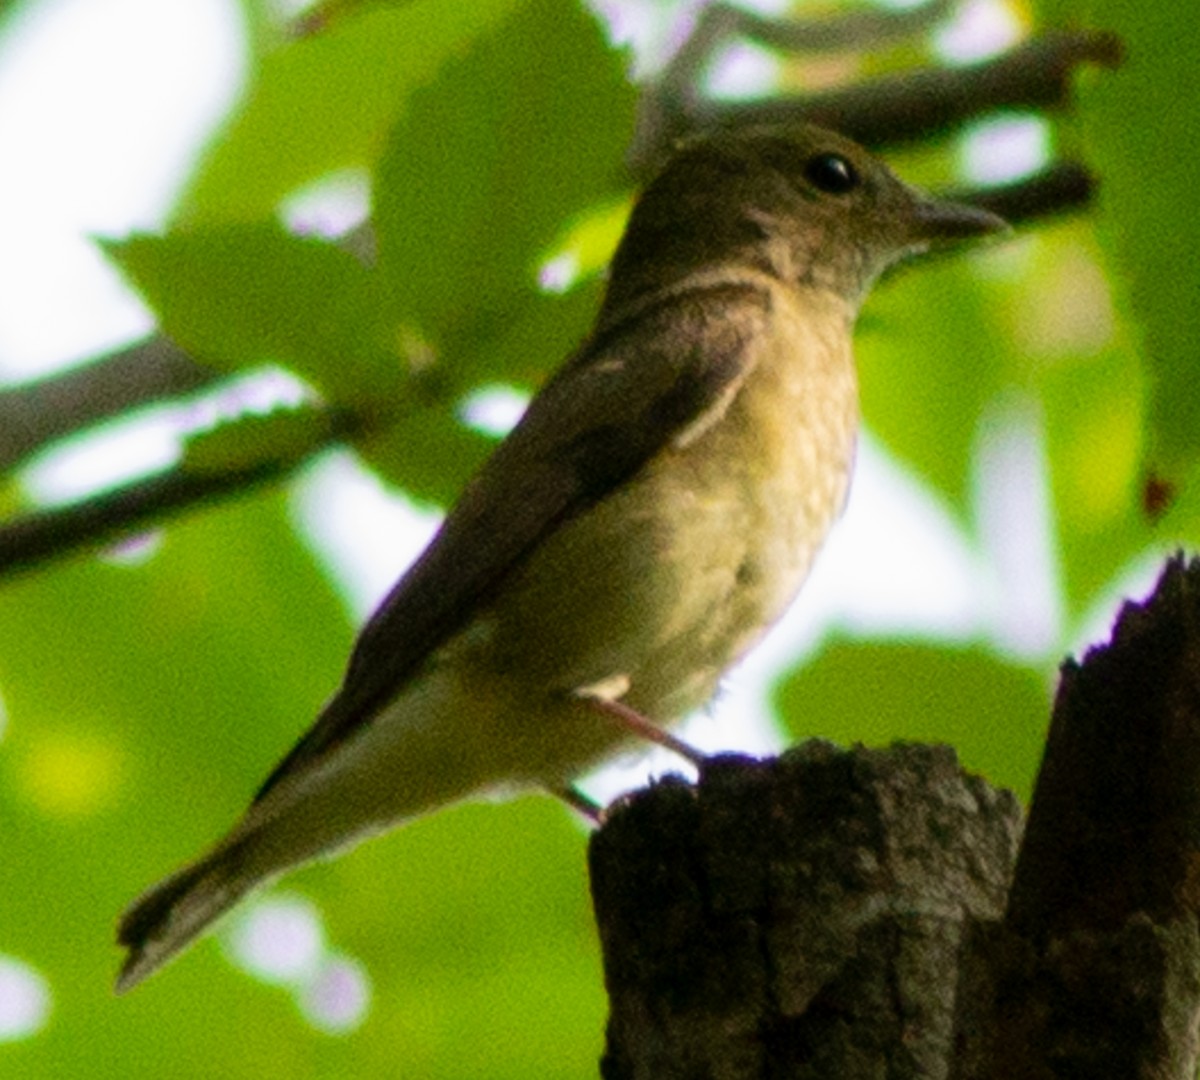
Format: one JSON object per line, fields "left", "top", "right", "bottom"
{"left": 0, "top": 0, "right": 1197, "bottom": 1075}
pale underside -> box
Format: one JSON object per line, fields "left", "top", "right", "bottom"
{"left": 115, "top": 277, "right": 858, "bottom": 992}
{"left": 251, "top": 281, "right": 858, "bottom": 845}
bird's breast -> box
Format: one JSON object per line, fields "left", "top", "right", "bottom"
{"left": 486, "top": 290, "right": 859, "bottom": 724}
{"left": 634, "top": 292, "right": 858, "bottom": 710}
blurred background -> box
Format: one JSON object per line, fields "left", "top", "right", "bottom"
{"left": 0, "top": 0, "right": 1194, "bottom": 1075}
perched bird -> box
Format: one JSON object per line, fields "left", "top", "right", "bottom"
{"left": 116, "top": 123, "right": 1005, "bottom": 991}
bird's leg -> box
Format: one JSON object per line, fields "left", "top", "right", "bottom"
{"left": 579, "top": 695, "right": 707, "bottom": 768}
{"left": 551, "top": 784, "right": 604, "bottom": 823}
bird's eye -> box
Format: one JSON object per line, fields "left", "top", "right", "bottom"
{"left": 804, "top": 153, "right": 859, "bottom": 195}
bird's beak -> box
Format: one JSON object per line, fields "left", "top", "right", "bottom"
{"left": 908, "top": 194, "right": 1010, "bottom": 246}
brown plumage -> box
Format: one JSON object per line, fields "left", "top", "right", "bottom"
{"left": 117, "top": 123, "right": 1005, "bottom": 993}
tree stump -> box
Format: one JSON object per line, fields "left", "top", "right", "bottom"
{"left": 589, "top": 553, "right": 1200, "bottom": 1078}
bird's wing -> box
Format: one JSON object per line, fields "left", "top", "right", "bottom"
{"left": 254, "top": 279, "right": 773, "bottom": 802}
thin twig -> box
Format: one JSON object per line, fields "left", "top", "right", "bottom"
{"left": 0, "top": 336, "right": 214, "bottom": 473}
{"left": 656, "top": 0, "right": 959, "bottom": 102}
{"left": 0, "top": 221, "right": 374, "bottom": 474}
{"left": 638, "top": 0, "right": 959, "bottom": 168}
{"left": 635, "top": 29, "right": 1123, "bottom": 174}
{"left": 0, "top": 21, "right": 1118, "bottom": 550}
{"left": 707, "top": 30, "right": 1122, "bottom": 150}
{"left": 0, "top": 413, "right": 348, "bottom": 579}
{"left": 948, "top": 161, "right": 1098, "bottom": 225}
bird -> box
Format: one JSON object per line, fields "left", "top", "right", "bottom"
{"left": 116, "top": 122, "right": 1006, "bottom": 992}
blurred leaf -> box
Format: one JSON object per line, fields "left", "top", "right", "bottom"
{"left": 543, "top": 196, "right": 632, "bottom": 283}
{"left": 358, "top": 404, "right": 496, "bottom": 505}
{"left": 0, "top": 493, "right": 351, "bottom": 1077}
{"left": 182, "top": 407, "right": 335, "bottom": 476}
{"left": 1041, "top": 343, "right": 1151, "bottom": 610}
{"left": 460, "top": 275, "right": 606, "bottom": 390}
{"left": 286, "top": 0, "right": 423, "bottom": 39}
{"left": 857, "top": 252, "right": 1010, "bottom": 513}
{"left": 775, "top": 640, "right": 1052, "bottom": 800}
{"left": 1072, "top": 7, "right": 1200, "bottom": 483}
{"left": 360, "top": 0, "right": 639, "bottom": 506}
{"left": 373, "top": 0, "right": 635, "bottom": 343}
{"left": 311, "top": 798, "right": 604, "bottom": 1078}
{"left": 105, "top": 227, "right": 402, "bottom": 407}
{"left": 0, "top": 487, "right": 606, "bottom": 1077}
{"left": 177, "top": 0, "right": 525, "bottom": 223}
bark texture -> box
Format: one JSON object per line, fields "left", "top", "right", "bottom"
{"left": 590, "top": 554, "right": 1200, "bottom": 1078}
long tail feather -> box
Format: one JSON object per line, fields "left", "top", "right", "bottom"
{"left": 116, "top": 665, "right": 532, "bottom": 992}
{"left": 115, "top": 839, "right": 252, "bottom": 994}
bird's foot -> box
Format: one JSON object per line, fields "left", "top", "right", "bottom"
{"left": 578, "top": 695, "right": 707, "bottom": 768}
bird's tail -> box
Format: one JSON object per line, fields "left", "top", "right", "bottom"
{"left": 115, "top": 836, "right": 256, "bottom": 994}
{"left": 114, "top": 662, "right": 565, "bottom": 993}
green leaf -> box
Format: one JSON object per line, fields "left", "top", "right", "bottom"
{"left": 0, "top": 494, "right": 352, "bottom": 1075}
{"left": 314, "top": 798, "right": 605, "bottom": 1078}
{"left": 177, "top": 0, "right": 526, "bottom": 223}
{"left": 1072, "top": 7, "right": 1200, "bottom": 482}
{"left": 857, "top": 253, "right": 1010, "bottom": 513}
{"left": 358, "top": 402, "right": 496, "bottom": 506}
{"left": 0, "top": 493, "right": 605, "bottom": 1077}
{"left": 105, "top": 226, "right": 402, "bottom": 407}
{"left": 344, "top": 0, "right": 635, "bottom": 503}
{"left": 182, "top": 407, "right": 335, "bottom": 477}
{"left": 373, "top": 0, "right": 636, "bottom": 343}
{"left": 455, "top": 275, "right": 606, "bottom": 391}
{"left": 774, "top": 640, "right": 1052, "bottom": 800}
{"left": 1041, "top": 343, "right": 1152, "bottom": 611}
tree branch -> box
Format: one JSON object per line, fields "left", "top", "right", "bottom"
{"left": 651, "top": 0, "right": 959, "bottom": 116}
{"left": 0, "top": 21, "right": 1118, "bottom": 573}
{"left": 634, "top": 28, "right": 1123, "bottom": 173}
{"left": 0, "top": 336, "right": 215, "bottom": 473}
{"left": 0, "top": 220, "right": 374, "bottom": 474}
{"left": 0, "top": 411, "right": 348, "bottom": 578}
{"left": 947, "top": 160, "right": 1097, "bottom": 225}
{"left": 730, "top": 30, "right": 1121, "bottom": 148}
